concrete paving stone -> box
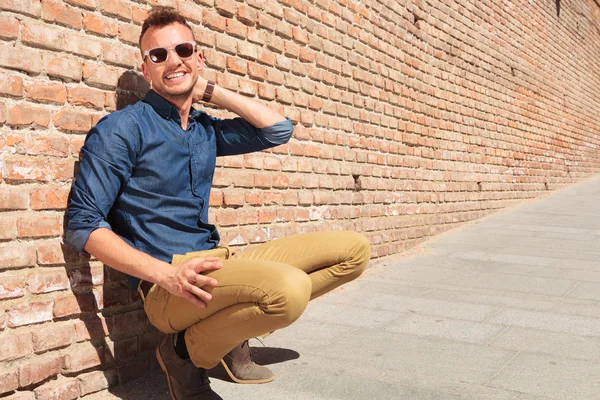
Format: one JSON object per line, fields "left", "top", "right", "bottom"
{"left": 424, "top": 288, "right": 561, "bottom": 311}
{"left": 489, "top": 352, "right": 600, "bottom": 399}
{"left": 482, "top": 261, "right": 568, "bottom": 279}
{"left": 366, "top": 264, "right": 464, "bottom": 284}
{"left": 537, "top": 231, "right": 600, "bottom": 241}
{"left": 323, "top": 278, "right": 431, "bottom": 301}
{"left": 251, "top": 362, "right": 424, "bottom": 400}
{"left": 314, "top": 291, "right": 501, "bottom": 322}
{"left": 444, "top": 271, "right": 577, "bottom": 296}
{"left": 550, "top": 258, "right": 600, "bottom": 271}
{"left": 504, "top": 237, "right": 600, "bottom": 253}
{"left": 488, "top": 326, "right": 600, "bottom": 362}
{"left": 384, "top": 313, "right": 505, "bottom": 344}
{"left": 488, "top": 308, "right": 600, "bottom": 337}
{"left": 504, "top": 245, "right": 599, "bottom": 260}
{"left": 318, "top": 328, "right": 516, "bottom": 385}
{"left": 381, "top": 373, "right": 521, "bottom": 400}
{"left": 455, "top": 251, "right": 556, "bottom": 266}
{"left": 566, "top": 281, "right": 600, "bottom": 301}
{"left": 300, "top": 301, "right": 404, "bottom": 329}
{"left": 249, "top": 319, "right": 359, "bottom": 354}
{"left": 554, "top": 302, "right": 600, "bottom": 319}
{"left": 561, "top": 269, "right": 600, "bottom": 282}
{"left": 513, "top": 394, "right": 553, "bottom": 400}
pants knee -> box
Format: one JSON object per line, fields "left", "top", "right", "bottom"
{"left": 268, "top": 268, "right": 311, "bottom": 326}
{"left": 344, "top": 232, "right": 371, "bottom": 280}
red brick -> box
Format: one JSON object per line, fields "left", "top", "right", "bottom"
{"left": 78, "top": 370, "right": 117, "bottom": 395}
{"left": 0, "top": 14, "right": 19, "bottom": 39}
{"left": 42, "top": 0, "right": 83, "bottom": 29}
{"left": 83, "top": 13, "right": 118, "bottom": 37}
{"left": 0, "top": 243, "right": 36, "bottom": 270}
{"left": 31, "top": 187, "right": 70, "bottom": 210}
{"left": 65, "top": 0, "right": 96, "bottom": 9}
{"left": 4, "top": 158, "right": 73, "bottom": 182}
{"left": 8, "top": 300, "right": 54, "bottom": 328}
{"left": 19, "top": 355, "right": 63, "bottom": 387}
{"left": 17, "top": 214, "right": 63, "bottom": 238}
{"left": 0, "top": 75, "right": 23, "bottom": 97}
{"left": 215, "top": 0, "right": 235, "bottom": 17}
{"left": 54, "top": 293, "right": 96, "bottom": 318}
{"left": 64, "top": 34, "right": 103, "bottom": 58}
{"left": 236, "top": 4, "right": 256, "bottom": 25}
{"left": 102, "top": 42, "right": 137, "bottom": 67}
{"left": 0, "top": 330, "right": 32, "bottom": 361}
{"left": 24, "top": 81, "right": 67, "bottom": 104}
{"left": 53, "top": 109, "right": 93, "bottom": 133}
{"left": 21, "top": 22, "right": 65, "bottom": 51}
{"left": 34, "top": 378, "right": 81, "bottom": 400}
{"left": 0, "top": 0, "right": 41, "bottom": 17}
{"left": 74, "top": 318, "right": 109, "bottom": 342}
{"left": 226, "top": 57, "right": 247, "bottom": 75}
{"left": 32, "top": 323, "right": 76, "bottom": 352}
{"left": 0, "top": 43, "right": 43, "bottom": 75}
{"left": 131, "top": 4, "right": 148, "bottom": 23}
{"left": 62, "top": 342, "right": 104, "bottom": 373}
{"left": 83, "top": 62, "right": 119, "bottom": 89}
{"left": 215, "top": 34, "right": 237, "bottom": 54}
{"left": 118, "top": 22, "right": 140, "bottom": 45}
{"left": 0, "top": 370, "right": 18, "bottom": 395}
{"left": 203, "top": 9, "right": 226, "bottom": 32}
{"left": 37, "top": 241, "right": 79, "bottom": 265}
{"left": 0, "top": 271, "right": 26, "bottom": 299}
{"left": 27, "top": 268, "right": 70, "bottom": 293}
{"left": 45, "top": 55, "right": 82, "bottom": 81}
{"left": 7, "top": 104, "right": 51, "bottom": 127}
{"left": 0, "top": 188, "right": 27, "bottom": 210}
{"left": 99, "top": 0, "right": 132, "bottom": 20}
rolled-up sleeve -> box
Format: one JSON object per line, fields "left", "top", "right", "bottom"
{"left": 66, "top": 112, "right": 139, "bottom": 252}
{"left": 213, "top": 117, "right": 294, "bottom": 156}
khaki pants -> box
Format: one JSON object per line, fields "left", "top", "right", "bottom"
{"left": 141, "top": 231, "right": 371, "bottom": 369}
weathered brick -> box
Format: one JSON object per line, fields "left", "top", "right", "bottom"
{"left": 0, "top": 44, "right": 44, "bottom": 74}
{"left": 32, "top": 323, "right": 76, "bottom": 352}
{"left": 0, "top": 271, "right": 26, "bottom": 299}
{"left": 0, "top": 14, "right": 19, "bottom": 39}
{"left": 83, "top": 13, "right": 118, "bottom": 37}
{"left": 0, "top": 370, "right": 18, "bottom": 395}
{"left": 24, "top": 81, "right": 67, "bottom": 104}
{"left": 53, "top": 109, "right": 93, "bottom": 133}
{"left": 0, "top": 188, "right": 28, "bottom": 210}
{"left": 0, "top": 0, "right": 41, "bottom": 17}
{"left": 78, "top": 370, "right": 117, "bottom": 396}
{"left": 42, "top": 0, "right": 83, "bottom": 29}
{"left": 0, "top": 330, "right": 32, "bottom": 361}
{"left": 27, "top": 268, "right": 70, "bottom": 293}
{"left": 33, "top": 378, "right": 81, "bottom": 400}
{"left": 4, "top": 158, "right": 73, "bottom": 182}
{"left": 21, "top": 22, "right": 65, "bottom": 51}
{"left": 45, "top": 55, "right": 83, "bottom": 81}
{"left": 19, "top": 355, "right": 63, "bottom": 387}
{"left": 9, "top": 300, "right": 54, "bottom": 328}
{"left": 17, "top": 214, "right": 63, "bottom": 238}
{"left": 83, "top": 62, "right": 119, "bottom": 88}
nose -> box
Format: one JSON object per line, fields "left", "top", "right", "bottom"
{"left": 165, "top": 48, "right": 184, "bottom": 66}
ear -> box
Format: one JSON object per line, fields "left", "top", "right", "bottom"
{"left": 141, "top": 60, "right": 151, "bottom": 82}
{"left": 196, "top": 49, "right": 205, "bottom": 72}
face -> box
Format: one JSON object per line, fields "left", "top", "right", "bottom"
{"left": 140, "top": 23, "right": 204, "bottom": 101}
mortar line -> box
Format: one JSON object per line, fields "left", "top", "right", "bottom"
{"left": 485, "top": 350, "right": 521, "bottom": 386}
{"left": 485, "top": 325, "right": 510, "bottom": 346}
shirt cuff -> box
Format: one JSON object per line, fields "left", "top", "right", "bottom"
{"left": 259, "top": 117, "right": 293, "bottom": 145}
{"left": 65, "top": 220, "right": 112, "bottom": 253}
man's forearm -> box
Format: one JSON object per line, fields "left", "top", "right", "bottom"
{"left": 84, "top": 228, "right": 171, "bottom": 286}
{"left": 195, "top": 79, "right": 286, "bottom": 128}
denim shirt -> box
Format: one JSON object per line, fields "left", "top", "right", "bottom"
{"left": 66, "top": 90, "right": 293, "bottom": 287}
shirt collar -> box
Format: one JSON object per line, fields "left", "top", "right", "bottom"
{"left": 144, "top": 90, "right": 200, "bottom": 124}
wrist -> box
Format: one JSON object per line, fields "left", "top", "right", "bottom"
{"left": 201, "top": 81, "right": 215, "bottom": 103}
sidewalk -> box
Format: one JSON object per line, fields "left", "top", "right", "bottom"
{"left": 109, "top": 175, "right": 600, "bottom": 400}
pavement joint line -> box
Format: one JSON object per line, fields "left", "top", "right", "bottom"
{"left": 551, "top": 300, "right": 565, "bottom": 313}
{"left": 561, "top": 281, "right": 581, "bottom": 299}
{"left": 484, "top": 350, "right": 521, "bottom": 387}
{"left": 557, "top": 268, "right": 571, "bottom": 279}
{"left": 484, "top": 325, "right": 510, "bottom": 346}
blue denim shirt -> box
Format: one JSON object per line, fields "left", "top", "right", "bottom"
{"left": 66, "top": 90, "right": 293, "bottom": 287}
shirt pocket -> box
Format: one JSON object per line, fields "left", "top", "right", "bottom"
{"left": 190, "top": 135, "right": 217, "bottom": 197}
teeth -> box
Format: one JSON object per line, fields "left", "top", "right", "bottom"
{"left": 166, "top": 72, "right": 185, "bottom": 79}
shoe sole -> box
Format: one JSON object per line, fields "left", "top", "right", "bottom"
{"left": 220, "top": 359, "right": 275, "bottom": 385}
{"left": 156, "top": 347, "right": 177, "bottom": 400}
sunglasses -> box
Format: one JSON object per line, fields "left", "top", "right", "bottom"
{"left": 143, "top": 41, "right": 197, "bottom": 64}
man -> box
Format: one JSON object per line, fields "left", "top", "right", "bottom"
{"left": 66, "top": 6, "right": 370, "bottom": 399}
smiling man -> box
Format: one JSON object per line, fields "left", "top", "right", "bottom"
{"left": 66, "top": 6, "right": 370, "bottom": 400}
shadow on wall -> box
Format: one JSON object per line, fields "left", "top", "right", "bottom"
{"left": 61, "top": 70, "right": 162, "bottom": 396}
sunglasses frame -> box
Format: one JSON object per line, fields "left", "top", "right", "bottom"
{"left": 143, "top": 41, "right": 198, "bottom": 64}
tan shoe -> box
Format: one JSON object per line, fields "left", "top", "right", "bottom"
{"left": 156, "top": 334, "right": 222, "bottom": 400}
{"left": 220, "top": 340, "right": 274, "bottom": 384}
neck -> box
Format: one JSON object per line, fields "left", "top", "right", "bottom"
{"left": 158, "top": 90, "right": 194, "bottom": 130}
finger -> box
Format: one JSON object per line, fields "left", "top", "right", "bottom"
{"left": 193, "top": 260, "right": 224, "bottom": 273}
{"left": 185, "top": 282, "right": 213, "bottom": 302}
{"left": 195, "top": 274, "right": 218, "bottom": 287}
{"left": 182, "top": 290, "right": 207, "bottom": 308}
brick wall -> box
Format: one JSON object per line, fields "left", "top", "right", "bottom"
{"left": 1, "top": 0, "right": 600, "bottom": 397}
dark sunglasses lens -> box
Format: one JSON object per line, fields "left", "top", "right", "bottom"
{"left": 149, "top": 48, "right": 168, "bottom": 63}
{"left": 175, "top": 43, "right": 195, "bottom": 58}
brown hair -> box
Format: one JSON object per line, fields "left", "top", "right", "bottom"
{"left": 139, "top": 6, "right": 195, "bottom": 48}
